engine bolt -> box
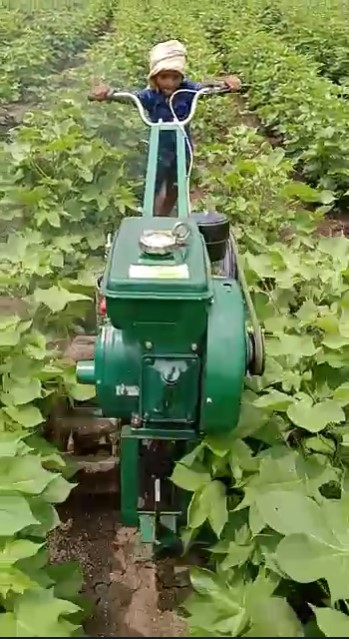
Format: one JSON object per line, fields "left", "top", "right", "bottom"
{"left": 131, "top": 413, "right": 141, "bottom": 428}
{"left": 191, "top": 343, "right": 197, "bottom": 351}
{"left": 145, "top": 341, "right": 152, "bottom": 349}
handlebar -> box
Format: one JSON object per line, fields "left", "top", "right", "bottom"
{"left": 88, "top": 85, "right": 247, "bottom": 127}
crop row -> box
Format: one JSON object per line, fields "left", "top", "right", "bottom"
{"left": 195, "top": 0, "right": 349, "bottom": 202}
{"left": 0, "top": 0, "right": 158, "bottom": 633}
{"left": 0, "top": 0, "right": 115, "bottom": 104}
{"left": 1, "top": 0, "right": 348, "bottom": 635}
{"left": 141, "top": 0, "right": 349, "bottom": 635}
{"left": 250, "top": 0, "right": 349, "bottom": 86}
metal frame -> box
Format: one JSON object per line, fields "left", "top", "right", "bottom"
{"left": 143, "top": 124, "right": 190, "bottom": 218}
{"left": 120, "top": 425, "right": 197, "bottom": 544}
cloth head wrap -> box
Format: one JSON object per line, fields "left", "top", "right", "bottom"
{"left": 148, "top": 40, "right": 186, "bottom": 87}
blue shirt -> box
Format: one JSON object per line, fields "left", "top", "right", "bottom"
{"left": 135, "top": 78, "right": 203, "bottom": 161}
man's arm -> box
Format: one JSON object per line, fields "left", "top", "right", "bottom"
{"left": 184, "top": 76, "right": 241, "bottom": 91}
{"left": 88, "top": 84, "right": 154, "bottom": 110}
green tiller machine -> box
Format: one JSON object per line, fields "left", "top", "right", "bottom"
{"left": 77, "top": 87, "right": 265, "bottom": 548}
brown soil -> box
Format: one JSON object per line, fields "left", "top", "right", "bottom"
{"left": 0, "top": 295, "right": 28, "bottom": 317}
{"left": 317, "top": 212, "right": 349, "bottom": 237}
{"left": 48, "top": 494, "right": 188, "bottom": 637}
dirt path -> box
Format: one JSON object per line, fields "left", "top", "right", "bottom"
{"left": 48, "top": 495, "right": 189, "bottom": 637}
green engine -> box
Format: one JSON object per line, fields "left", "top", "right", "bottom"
{"left": 76, "top": 215, "right": 261, "bottom": 546}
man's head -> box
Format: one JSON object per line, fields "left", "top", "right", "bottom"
{"left": 148, "top": 40, "right": 186, "bottom": 94}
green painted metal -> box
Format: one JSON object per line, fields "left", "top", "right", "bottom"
{"left": 75, "top": 110, "right": 258, "bottom": 550}
{"left": 120, "top": 426, "right": 139, "bottom": 527}
{"left": 201, "top": 279, "right": 247, "bottom": 434}
{"left": 139, "top": 514, "right": 156, "bottom": 544}
{"left": 101, "top": 216, "right": 211, "bottom": 303}
{"left": 77, "top": 325, "right": 140, "bottom": 419}
{"left": 175, "top": 127, "right": 190, "bottom": 218}
{"left": 141, "top": 354, "right": 200, "bottom": 424}
{"left": 121, "top": 425, "right": 197, "bottom": 440}
{"left": 143, "top": 125, "right": 160, "bottom": 217}
{"left": 142, "top": 123, "right": 189, "bottom": 218}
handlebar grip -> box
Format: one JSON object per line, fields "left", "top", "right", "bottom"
{"left": 204, "top": 83, "right": 249, "bottom": 96}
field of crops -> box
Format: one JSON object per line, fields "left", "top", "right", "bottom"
{"left": 0, "top": 0, "right": 348, "bottom": 634}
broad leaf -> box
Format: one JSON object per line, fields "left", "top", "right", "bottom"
{"left": 171, "top": 463, "right": 211, "bottom": 492}
{"left": 34, "top": 286, "right": 91, "bottom": 313}
{"left": 0, "top": 495, "right": 38, "bottom": 535}
{"left": 312, "top": 606, "right": 349, "bottom": 637}
{"left": 287, "top": 399, "right": 345, "bottom": 432}
{"left": 0, "top": 456, "right": 56, "bottom": 495}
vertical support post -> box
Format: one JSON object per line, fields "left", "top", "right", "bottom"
{"left": 143, "top": 126, "right": 160, "bottom": 217}
{"left": 176, "top": 127, "right": 190, "bottom": 218}
{"left": 120, "top": 425, "right": 139, "bottom": 527}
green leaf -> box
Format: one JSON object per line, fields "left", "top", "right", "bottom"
{"left": 255, "top": 491, "right": 326, "bottom": 537}
{"left": 4, "top": 404, "right": 44, "bottom": 428}
{"left": 281, "top": 181, "right": 324, "bottom": 203}
{"left": 23, "top": 331, "right": 47, "bottom": 360}
{"left": 312, "top": 606, "right": 349, "bottom": 637}
{"left": 0, "top": 329, "right": 21, "bottom": 348}
{"left": 11, "top": 588, "right": 81, "bottom": 636}
{"left": 2, "top": 377, "right": 42, "bottom": 406}
{"left": 0, "top": 612, "right": 18, "bottom": 636}
{"left": 0, "top": 495, "right": 38, "bottom": 535}
{"left": 47, "top": 561, "right": 83, "bottom": 600}
{"left": 258, "top": 448, "right": 334, "bottom": 500}
{"left": 245, "top": 595, "right": 304, "bottom": 637}
{"left": 68, "top": 382, "right": 96, "bottom": 401}
{"left": 208, "top": 481, "right": 228, "bottom": 537}
{"left": 186, "top": 568, "right": 248, "bottom": 635}
{"left": 41, "top": 475, "right": 74, "bottom": 503}
{"left": 0, "top": 433, "right": 26, "bottom": 457}
{"left": 34, "top": 286, "right": 91, "bottom": 313}
{"left": 253, "top": 390, "right": 293, "bottom": 411}
{"left": 287, "top": 398, "right": 345, "bottom": 432}
{"left": 188, "top": 480, "right": 227, "bottom": 537}
{"left": 303, "top": 435, "right": 336, "bottom": 455}
{"left": 171, "top": 463, "right": 211, "bottom": 492}
{"left": 24, "top": 498, "right": 60, "bottom": 536}
{"left": 275, "top": 498, "right": 349, "bottom": 600}
{"left": 0, "top": 538, "right": 42, "bottom": 564}
{"left": 220, "top": 541, "right": 253, "bottom": 570}
{"left": 267, "top": 334, "right": 316, "bottom": 358}
{"left": 0, "top": 566, "right": 38, "bottom": 597}
{"left": 333, "top": 382, "right": 349, "bottom": 407}
{"left": 0, "top": 456, "right": 55, "bottom": 495}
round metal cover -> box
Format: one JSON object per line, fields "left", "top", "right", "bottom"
{"left": 139, "top": 230, "right": 177, "bottom": 255}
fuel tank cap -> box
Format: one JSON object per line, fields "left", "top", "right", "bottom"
{"left": 139, "top": 221, "right": 191, "bottom": 255}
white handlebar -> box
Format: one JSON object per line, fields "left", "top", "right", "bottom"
{"left": 108, "top": 87, "right": 215, "bottom": 127}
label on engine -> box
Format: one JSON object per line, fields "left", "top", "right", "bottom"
{"left": 116, "top": 384, "right": 139, "bottom": 396}
{"left": 129, "top": 264, "right": 189, "bottom": 279}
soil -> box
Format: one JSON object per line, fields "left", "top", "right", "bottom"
{"left": 317, "top": 211, "right": 349, "bottom": 237}
{"left": 48, "top": 494, "right": 189, "bottom": 637}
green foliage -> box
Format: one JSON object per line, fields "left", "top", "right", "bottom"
{"left": 164, "top": 0, "right": 349, "bottom": 634}
{"left": 0, "top": 0, "right": 137, "bottom": 633}
{"left": 0, "top": 0, "right": 115, "bottom": 103}
{"left": 197, "top": 0, "right": 349, "bottom": 201}
{"left": 1, "top": 0, "right": 349, "bottom": 633}
{"left": 255, "top": 0, "right": 349, "bottom": 86}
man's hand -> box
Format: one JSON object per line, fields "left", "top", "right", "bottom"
{"left": 89, "top": 83, "right": 112, "bottom": 101}
{"left": 223, "top": 75, "right": 242, "bottom": 91}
